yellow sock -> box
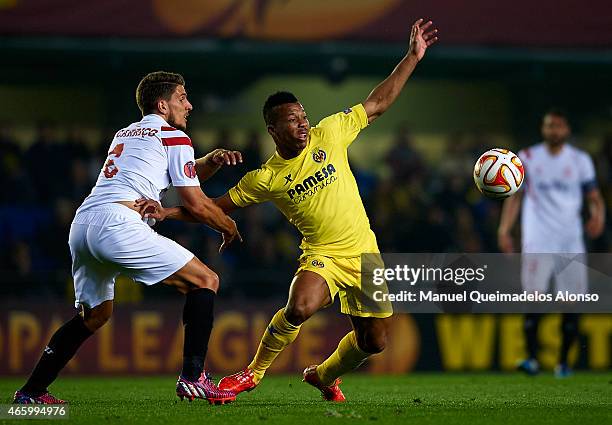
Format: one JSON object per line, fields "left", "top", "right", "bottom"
{"left": 248, "top": 308, "right": 301, "bottom": 383}
{"left": 316, "top": 331, "right": 370, "bottom": 386}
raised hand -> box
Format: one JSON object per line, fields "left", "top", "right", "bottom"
{"left": 408, "top": 18, "right": 439, "bottom": 62}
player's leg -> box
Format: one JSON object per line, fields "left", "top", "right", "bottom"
{"left": 219, "top": 270, "right": 332, "bottom": 393}
{"left": 72, "top": 206, "right": 232, "bottom": 403}
{"left": 558, "top": 313, "right": 579, "bottom": 372}
{"left": 303, "top": 254, "right": 390, "bottom": 401}
{"left": 14, "top": 222, "right": 117, "bottom": 404}
{"left": 518, "top": 253, "right": 553, "bottom": 375}
{"left": 554, "top": 253, "right": 586, "bottom": 377}
{"left": 162, "top": 257, "right": 219, "bottom": 382}
{"left": 84, "top": 208, "right": 218, "bottom": 384}
{"left": 317, "top": 315, "right": 389, "bottom": 385}
{"left": 251, "top": 271, "right": 331, "bottom": 380}
{"left": 523, "top": 313, "right": 542, "bottom": 365}
{"left": 303, "top": 315, "right": 389, "bottom": 402}
{"left": 161, "top": 257, "right": 234, "bottom": 403}
{"left": 23, "top": 300, "right": 112, "bottom": 391}
{"left": 15, "top": 302, "right": 113, "bottom": 404}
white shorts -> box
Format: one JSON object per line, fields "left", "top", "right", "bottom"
{"left": 69, "top": 203, "right": 194, "bottom": 309}
{"left": 521, "top": 253, "right": 588, "bottom": 295}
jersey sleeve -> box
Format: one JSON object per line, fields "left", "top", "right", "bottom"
{"left": 161, "top": 128, "right": 201, "bottom": 187}
{"left": 314, "top": 103, "right": 369, "bottom": 149}
{"left": 228, "top": 168, "right": 273, "bottom": 207}
{"left": 579, "top": 152, "right": 597, "bottom": 193}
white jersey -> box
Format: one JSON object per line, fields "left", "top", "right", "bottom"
{"left": 519, "top": 143, "right": 596, "bottom": 253}
{"left": 77, "top": 114, "right": 200, "bottom": 214}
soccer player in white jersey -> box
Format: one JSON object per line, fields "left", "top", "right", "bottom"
{"left": 498, "top": 109, "right": 605, "bottom": 377}
{"left": 13, "top": 71, "right": 242, "bottom": 405}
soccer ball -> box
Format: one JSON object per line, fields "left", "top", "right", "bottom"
{"left": 473, "top": 148, "right": 524, "bottom": 199}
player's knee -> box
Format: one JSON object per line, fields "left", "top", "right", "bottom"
{"left": 192, "top": 269, "right": 219, "bottom": 293}
{"left": 359, "top": 332, "right": 387, "bottom": 354}
{"left": 83, "top": 309, "right": 112, "bottom": 331}
{"left": 284, "top": 301, "right": 316, "bottom": 325}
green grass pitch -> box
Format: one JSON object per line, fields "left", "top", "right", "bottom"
{"left": 1, "top": 373, "right": 610, "bottom": 424}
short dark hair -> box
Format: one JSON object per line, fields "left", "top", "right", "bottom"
{"left": 136, "top": 71, "right": 185, "bottom": 115}
{"left": 263, "top": 91, "right": 298, "bottom": 125}
{"left": 544, "top": 107, "right": 569, "bottom": 123}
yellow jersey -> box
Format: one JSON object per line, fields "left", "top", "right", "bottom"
{"left": 228, "top": 104, "right": 378, "bottom": 257}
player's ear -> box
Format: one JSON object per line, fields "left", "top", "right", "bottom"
{"left": 157, "top": 99, "right": 168, "bottom": 115}
{"left": 267, "top": 124, "right": 276, "bottom": 138}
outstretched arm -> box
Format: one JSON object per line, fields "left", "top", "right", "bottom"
{"left": 363, "top": 18, "right": 438, "bottom": 124}
{"left": 213, "top": 193, "right": 241, "bottom": 214}
{"left": 136, "top": 192, "right": 242, "bottom": 221}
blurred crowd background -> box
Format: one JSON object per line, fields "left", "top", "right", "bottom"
{"left": 1, "top": 121, "right": 611, "bottom": 301}
{"left": 1, "top": 0, "right": 611, "bottom": 304}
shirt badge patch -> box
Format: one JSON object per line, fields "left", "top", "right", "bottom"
{"left": 312, "top": 148, "right": 326, "bottom": 163}
{"left": 343, "top": 107, "right": 352, "bottom": 114}
{"left": 311, "top": 259, "right": 325, "bottom": 268}
{"left": 183, "top": 161, "right": 197, "bottom": 178}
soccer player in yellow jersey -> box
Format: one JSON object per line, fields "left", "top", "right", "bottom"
{"left": 212, "top": 19, "right": 438, "bottom": 401}
{"left": 141, "top": 18, "right": 438, "bottom": 401}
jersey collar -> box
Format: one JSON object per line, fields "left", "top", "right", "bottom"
{"left": 142, "top": 113, "right": 170, "bottom": 127}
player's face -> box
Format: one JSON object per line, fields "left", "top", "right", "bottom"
{"left": 166, "top": 85, "right": 193, "bottom": 131}
{"left": 541, "top": 114, "right": 570, "bottom": 146}
{"left": 268, "top": 103, "right": 310, "bottom": 152}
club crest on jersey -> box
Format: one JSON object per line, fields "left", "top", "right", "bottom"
{"left": 311, "top": 259, "right": 325, "bottom": 268}
{"left": 343, "top": 107, "right": 352, "bottom": 114}
{"left": 312, "top": 148, "right": 326, "bottom": 163}
{"left": 183, "top": 161, "right": 197, "bottom": 178}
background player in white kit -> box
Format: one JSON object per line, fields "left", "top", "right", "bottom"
{"left": 498, "top": 109, "right": 605, "bottom": 377}
{"left": 13, "top": 71, "right": 242, "bottom": 404}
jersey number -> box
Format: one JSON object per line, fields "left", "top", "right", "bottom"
{"left": 103, "top": 143, "right": 124, "bottom": 178}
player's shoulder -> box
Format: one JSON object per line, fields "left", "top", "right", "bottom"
{"left": 159, "top": 125, "right": 192, "bottom": 147}
{"left": 566, "top": 144, "right": 594, "bottom": 169}
{"left": 159, "top": 124, "right": 189, "bottom": 138}
{"left": 518, "top": 143, "right": 543, "bottom": 160}
{"left": 233, "top": 165, "right": 275, "bottom": 196}
{"left": 310, "top": 104, "right": 367, "bottom": 146}
{"left": 314, "top": 108, "right": 344, "bottom": 127}
{"left": 245, "top": 163, "right": 275, "bottom": 184}
{"left": 113, "top": 119, "right": 163, "bottom": 142}
{"left": 262, "top": 153, "right": 288, "bottom": 172}
{"left": 311, "top": 113, "right": 337, "bottom": 139}
{"left": 314, "top": 104, "right": 365, "bottom": 127}
{"left": 565, "top": 143, "right": 588, "bottom": 157}
{"left": 113, "top": 119, "right": 141, "bottom": 137}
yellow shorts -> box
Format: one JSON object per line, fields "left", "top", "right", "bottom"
{"left": 296, "top": 253, "right": 392, "bottom": 318}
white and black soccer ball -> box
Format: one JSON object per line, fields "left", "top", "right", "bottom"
{"left": 473, "top": 148, "right": 524, "bottom": 199}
